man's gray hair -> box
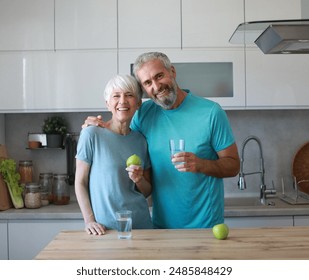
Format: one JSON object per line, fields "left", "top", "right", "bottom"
{"left": 133, "top": 52, "right": 172, "bottom": 83}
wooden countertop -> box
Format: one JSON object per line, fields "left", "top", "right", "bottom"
{"left": 35, "top": 226, "right": 309, "bottom": 260}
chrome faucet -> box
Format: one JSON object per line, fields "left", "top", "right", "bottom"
{"left": 238, "top": 135, "right": 276, "bottom": 204}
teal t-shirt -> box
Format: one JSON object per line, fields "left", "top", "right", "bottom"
{"left": 131, "top": 91, "right": 235, "bottom": 229}
{"left": 76, "top": 126, "right": 153, "bottom": 229}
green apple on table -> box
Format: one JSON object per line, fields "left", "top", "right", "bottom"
{"left": 212, "top": 223, "right": 229, "bottom": 240}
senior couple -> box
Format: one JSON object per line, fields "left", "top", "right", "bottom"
{"left": 75, "top": 52, "right": 240, "bottom": 235}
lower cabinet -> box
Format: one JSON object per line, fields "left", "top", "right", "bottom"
{"left": 8, "top": 219, "right": 84, "bottom": 260}
{"left": 0, "top": 220, "right": 8, "bottom": 260}
{"left": 293, "top": 216, "right": 309, "bottom": 226}
{"left": 225, "top": 216, "right": 293, "bottom": 228}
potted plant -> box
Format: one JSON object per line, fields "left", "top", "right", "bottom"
{"left": 42, "top": 116, "right": 68, "bottom": 148}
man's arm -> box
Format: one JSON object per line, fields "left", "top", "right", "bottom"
{"left": 172, "top": 143, "right": 240, "bottom": 178}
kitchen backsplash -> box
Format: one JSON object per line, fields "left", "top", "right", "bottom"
{"left": 1, "top": 109, "right": 309, "bottom": 197}
{"left": 0, "top": 114, "right": 4, "bottom": 144}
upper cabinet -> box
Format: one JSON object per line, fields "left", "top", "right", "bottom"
{"left": 118, "top": 0, "right": 181, "bottom": 49}
{"left": 245, "top": 0, "right": 302, "bottom": 22}
{"left": 55, "top": 0, "right": 117, "bottom": 50}
{"left": 0, "top": 0, "right": 54, "bottom": 51}
{"left": 182, "top": 0, "right": 244, "bottom": 48}
{"left": 246, "top": 49, "right": 309, "bottom": 108}
{"left": 0, "top": 0, "right": 118, "bottom": 51}
{"left": 0, "top": 0, "right": 118, "bottom": 112}
{"left": 0, "top": 51, "right": 117, "bottom": 112}
{"left": 244, "top": 0, "right": 309, "bottom": 108}
{"left": 1, "top": 0, "right": 309, "bottom": 111}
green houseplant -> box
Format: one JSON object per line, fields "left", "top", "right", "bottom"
{"left": 42, "top": 116, "right": 68, "bottom": 148}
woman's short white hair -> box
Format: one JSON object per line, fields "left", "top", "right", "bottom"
{"left": 104, "top": 74, "right": 142, "bottom": 102}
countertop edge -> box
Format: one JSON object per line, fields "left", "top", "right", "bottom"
{"left": 2, "top": 200, "right": 309, "bottom": 220}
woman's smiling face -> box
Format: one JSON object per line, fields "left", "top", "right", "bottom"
{"left": 106, "top": 89, "right": 141, "bottom": 123}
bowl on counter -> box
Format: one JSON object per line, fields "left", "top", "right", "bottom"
{"left": 28, "top": 141, "right": 41, "bottom": 149}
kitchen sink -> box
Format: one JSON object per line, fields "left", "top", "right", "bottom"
{"left": 224, "top": 196, "right": 286, "bottom": 207}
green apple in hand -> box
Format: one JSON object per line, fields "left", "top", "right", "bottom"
{"left": 126, "top": 154, "right": 142, "bottom": 167}
{"left": 212, "top": 223, "right": 229, "bottom": 240}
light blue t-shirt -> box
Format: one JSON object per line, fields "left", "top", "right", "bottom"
{"left": 76, "top": 126, "right": 153, "bottom": 229}
{"left": 130, "top": 91, "right": 235, "bottom": 229}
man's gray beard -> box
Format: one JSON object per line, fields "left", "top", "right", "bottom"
{"left": 153, "top": 84, "right": 178, "bottom": 110}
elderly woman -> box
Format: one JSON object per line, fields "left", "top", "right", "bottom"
{"left": 75, "top": 75, "right": 153, "bottom": 235}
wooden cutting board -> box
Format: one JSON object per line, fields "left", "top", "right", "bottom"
{"left": 292, "top": 142, "right": 309, "bottom": 194}
{"left": 0, "top": 144, "right": 13, "bottom": 210}
{"left": 0, "top": 175, "right": 13, "bottom": 210}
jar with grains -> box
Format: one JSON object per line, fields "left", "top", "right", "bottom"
{"left": 52, "top": 174, "right": 70, "bottom": 205}
{"left": 18, "top": 160, "right": 34, "bottom": 185}
{"left": 38, "top": 173, "right": 53, "bottom": 204}
{"left": 24, "top": 183, "right": 41, "bottom": 209}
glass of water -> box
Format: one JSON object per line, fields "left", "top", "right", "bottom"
{"left": 116, "top": 210, "right": 132, "bottom": 239}
{"left": 169, "top": 139, "right": 185, "bottom": 165}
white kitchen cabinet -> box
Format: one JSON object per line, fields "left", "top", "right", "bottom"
{"left": 182, "top": 0, "right": 244, "bottom": 48}
{"left": 118, "top": 0, "right": 181, "bottom": 49}
{"left": 229, "top": 1, "right": 303, "bottom": 49}
{"left": 225, "top": 216, "right": 293, "bottom": 228}
{"left": 55, "top": 0, "right": 117, "bottom": 50}
{"left": 294, "top": 216, "right": 309, "bottom": 226}
{"left": 0, "top": 52, "right": 31, "bottom": 110}
{"left": 244, "top": 0, "right": 309, "bottom": 108}
{"left": 8, "top": 219, "right": 84, "bottom": 260}
{"left": 244, "top": 0, "right": 303, "bottom": 49}
{"left": 246, "top": 49, "right": 309, "bottom": 108}
{"left": 0, "top": 51, "right": 117, "bottom": 112}
{"left": 0, "top": 0, "right": 54, "bottom": 51}
{"left": 0, "top": 220, "right": 8, "bottom": 260}
{"left": 245, "top": 0, "right": 302, "bottom": 22}
{"left": 51, "top": 51, "right": 117, "bottom": 111}
{"left": 119, "top": 48, "right": 245, "bottom": 108}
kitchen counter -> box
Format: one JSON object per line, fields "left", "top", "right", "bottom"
{"left": 224, "top": 196, "right": 309, "bottom": 217}
{"left": 35, "top": 226, "right": 309, "bottom": 260}
{"left": 2, "top": 196, "right": 309, "bottom": 260}
{"left": 2, "top": 196, "right": 309, "bottom": 220}
{"left": 0, "top": 200, "right": 83, "bottom": 220}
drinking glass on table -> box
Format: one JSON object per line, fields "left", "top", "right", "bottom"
{"left": 116, "top": 210, "right": 132, "bottom": 239}
{"left": 169, "top": 139, "right": 185, "bottom": 165}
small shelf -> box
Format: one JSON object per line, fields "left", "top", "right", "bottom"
{"left": 26, "top": 147, "right": 65, "bottom": 150}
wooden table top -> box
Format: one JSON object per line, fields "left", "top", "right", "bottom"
{"left": 35, "top": 226, "right": 309, "bottom": 260}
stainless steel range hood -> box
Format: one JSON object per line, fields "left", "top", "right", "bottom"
{"left": 229, "top": 19, "right": 309, "bottom": 54}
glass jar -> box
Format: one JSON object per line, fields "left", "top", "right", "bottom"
{"left": 24, "top": 183, "right": 41, "bottom": 209}
{"left": 38, "top": 173, "right": 53, "bottom": 205}
{"left": 18, "top": 160, "right": 34, "bottom": 185}
{"left": 52, "top": 174, "right": 70, "bottom": 205}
